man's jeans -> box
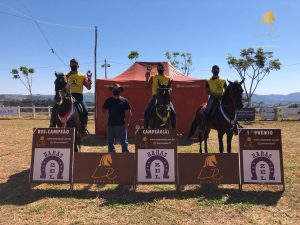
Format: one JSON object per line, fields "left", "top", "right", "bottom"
{"left": 107, "top": 125, "right": 129, "bottom": 153}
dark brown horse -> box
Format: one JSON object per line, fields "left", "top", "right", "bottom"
{"left": 148, "top": 81, "right": 176, "bottom": 129}
{"left": 53, "top": 72, "right": 81, "bottom": 152}
{"left": 188, "top": 79, "right": 244, "bottom": 153}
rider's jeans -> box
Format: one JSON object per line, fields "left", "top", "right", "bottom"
{"left": 107, "top": 125, "right": 129, "bottom": 153}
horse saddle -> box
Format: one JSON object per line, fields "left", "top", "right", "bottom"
{"left": 202, "top": 100, "right": 220, "bottom": 119}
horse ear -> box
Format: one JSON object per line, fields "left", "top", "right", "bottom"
{"left": 240, "top": 78, "right": 245, "bottom": 85}
{"left": 227, "top": 79, "right": 233, "bottom": 84}
{"left": 55, "top": 71, "right": 58, "bottom": 77}
{"left": 168, "top": 80, "right": 173, "bottom": 88}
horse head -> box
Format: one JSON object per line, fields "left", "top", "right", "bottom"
{"left": 224, "top": 79, "right": 244, "bottom": 110}
{"left": 156, "top": 80, "right": 172, "bottom": 107}
{"left": 54, "top": 72, "right": 70, "bottom": 105}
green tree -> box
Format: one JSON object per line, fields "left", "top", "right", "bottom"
{"left": 128, "top": 50, "right": 139, "bottom": 63}
{"left": 165, "top": 51, "right": 180, "bottom": 69}
{"left": 11, "top": 66, "right": 35, "bottom": 108}
{"left": 227, "top": 48, "right": 281, "bottom": 107}
{"left": 165, "top": 51, "right": 194, "bottom": 76}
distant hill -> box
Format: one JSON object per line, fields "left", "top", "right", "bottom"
{"left": 251, "top": 92, "right": 300, "bottom": 105}
{"left": 0, "top": 92, "right": 299, "bottom": 105}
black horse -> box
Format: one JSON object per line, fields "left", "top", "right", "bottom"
{"left": 147, "top": 81, "right": 176, "bottom": 129}
{"left": 188, "top": 79, "right": 244, "bottom": 153}
{"left": 52, "top": 72, "right": 81, "bottom": 152}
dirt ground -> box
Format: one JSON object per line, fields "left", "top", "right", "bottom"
{"left": 0, "top": 118, "right": 299, "bottom": 224}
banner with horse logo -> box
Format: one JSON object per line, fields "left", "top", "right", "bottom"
{"left": 178, "top": 153, "right": 239, "bottom": 184}
{"left": 239, "top": 128, "right": 284, "bottom": 185}
{"left": 73, "top": 153, "right": 135, "bottom": 184}
{"left": 136, "top": 129, "right": 178, "bottom": 184}
{"left": 30, "top": 128, "right": 75, "bottom": 183}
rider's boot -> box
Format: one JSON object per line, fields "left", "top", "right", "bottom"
{"left": 81, "top": 116, "right": 89, "bottom": 136}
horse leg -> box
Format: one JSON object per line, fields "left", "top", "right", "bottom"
{"left": 198, "top": 129, "right": 203, "bottom": 153}
{"left": 217, "top": 131, "right": 224, "bottom": 153}
{"left": 204, "top": 129, "right": 209, "bottom": 153}
{"left": 226, "top": 131, "right": 233, "bottom": 153}
{"left": 74, "top": 131, "right": 79, "bottom": 152}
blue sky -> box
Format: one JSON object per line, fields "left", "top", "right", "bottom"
{"left": 0, "top": 0, "right": 299, "bottom": 95}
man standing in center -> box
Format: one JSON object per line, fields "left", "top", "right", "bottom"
{"left": 102, "top": 84, "right": 132, "bottom": 153}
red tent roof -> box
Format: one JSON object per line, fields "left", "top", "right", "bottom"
{"left": 109, "top": 61, "right": 198, "bottom": 81}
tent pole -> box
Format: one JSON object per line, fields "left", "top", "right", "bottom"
{"left": 94, "top": 26, "right": 98, "bottom": 133}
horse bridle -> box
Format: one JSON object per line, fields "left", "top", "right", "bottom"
{"left": 55, "top": 78, "right": 71, "bottom": 105}
{"left": 156, "top": 87, "right": 171, "bottom": 110}
{"left": 220, "top": 84, "right": 243, "bottom": 132}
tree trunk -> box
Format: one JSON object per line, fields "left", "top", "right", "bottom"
{"left": 29, "top": 91, "right": 34, "bottom": 117}
{"left": 247, "top": 96, "right": 252, "bottom": 107}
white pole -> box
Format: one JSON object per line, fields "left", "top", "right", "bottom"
{"left": 48, "top": 106, "right": 51, "bottom": 118}
{"left": 18, "top": 106, "right": 21, "bottom": 118}
{"left": 33, "top": 105, "right": 36, "bottom": 118}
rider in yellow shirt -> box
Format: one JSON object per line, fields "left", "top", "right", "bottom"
{"left": 50, "top": 59, "right": 92, "bottom": 134}
{"left": 144, "top": 63, "right": 176, "bottom": 128}
{"left": 205, "top": 65, "right": 227, "bottom": 120}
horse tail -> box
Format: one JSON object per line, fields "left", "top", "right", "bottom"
{"left": 188, "top": 107, "right": 201, "bottom": 138}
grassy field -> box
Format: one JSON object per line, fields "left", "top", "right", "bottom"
{"left": 0, "top": 119, "right": 299, "bottom": 224}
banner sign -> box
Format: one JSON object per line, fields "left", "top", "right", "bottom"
{"left": 239, "top": 129, "right": 284, "bottom": 184}
{"left": 0, "top": 107, "right": 18, "bottom": 116}
{"left": 136, "top": 129, "right": 177, "bottom": 184}
{"left": 73, "top": 153, "right": 135, "bottom": 184}
{"left": 236, "top": 108, "right": 255, "bottom": 121}
{"left": 178, "top": 153, "right": 239, "bottom": 184}
{"left": 282, "top": 107, "right": 300, "bottom": 119}
{"left": 260, "top": 107, "right": 276, "bottom": 120}
{"left": 30, "top": 128, "right": 75, "bottom": 183}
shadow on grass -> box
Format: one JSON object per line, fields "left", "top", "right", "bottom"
{"left": 0, "top": 169, "right": 283, "bottom": 207}
{"left": 196, "top": 184, "right": 283, "bottom": 206}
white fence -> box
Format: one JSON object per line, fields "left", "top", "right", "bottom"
{"left": 0, "top": 106, "right": 95, "bottom": 118}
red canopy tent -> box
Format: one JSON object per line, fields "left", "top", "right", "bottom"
{"left": 95, "top": 62, "right": 207, "bottom": 137}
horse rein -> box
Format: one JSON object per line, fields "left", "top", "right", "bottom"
{"left": 219, "top": 85, "right": 243, "bottom": 133}
{"left": 155, "top": 87, "right": 171, "bottom": 126}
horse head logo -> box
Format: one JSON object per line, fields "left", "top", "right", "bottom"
{"left": 203, "top": 155, "right": 217, "bottom": 167}
{"left": 197, "top": 155, "right": 223, "bottom": 181}
{"left": 91, "top": 154, "right": 117, "bottom": 180}
{"left": 100, "top": 154, "right": 113, "bottom": 167}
